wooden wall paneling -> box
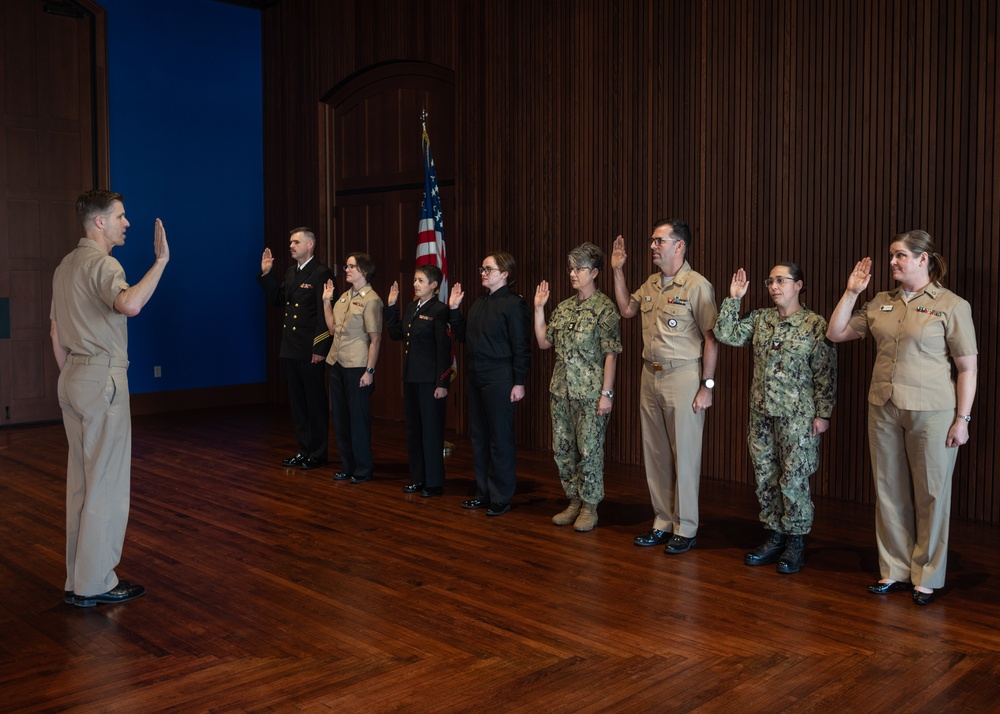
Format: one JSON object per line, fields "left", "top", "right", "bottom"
{"left": 820, "top": 1, "right": 847, "bottom": 502}
{"left": 0, "top": 0, "right": 107, "bottom": 426}
{"left": 983, "top": 0, "right": 999, "bottom": 523}
{"left": 973, "top": 0, "right": 991, "bottom": 523}
{"left": 969, "top": 0, "right": 997, "bottom": 523}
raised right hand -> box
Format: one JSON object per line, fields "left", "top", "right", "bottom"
{"left": 534, "top": 280, "right": 550, "bottom": 308}
{"left": 730, "top": 268, "right": 749, "bottom": 299}
{"left": 449, "top": 283, "right": 465, "bottom": 309}
{"left": 261, "top": 247, "right": 273, "bottom": 275}
{"left": 322, "top": 278, "right": 335, "bottom": 302}
{"left": 611, "top": 235, "right": 627, "bottom": 270}
{"left": 387, "top": 281, "right": 399, "bottom": 306}
{"left": 153, "top": 218, "right": 170, "bottom": 264}
{"left": 846, "top": 257, "right": 873, "bottom": 295}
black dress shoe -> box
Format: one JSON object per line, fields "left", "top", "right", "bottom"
{"left": 299, "top": 457, "right": 327, "bottom": 470}
{"left": 420, "top": 486, "right": 443, "bottom": 498}
{"left": 332, "top": 471, "right": 351, "bottom": 481}
{"left": 462, "top": 499, "right": 488, "bottom": 509}
{"left": 403, "top": 483, "right": 425, "bottom": 493}
{"left": 349, "top": 474, "right": 371, "bottom": 483}
{"left": 486, "top": 502, "right": 511, "bottom": 516}
{"left": 867, "top": 580, "right": 913, "bottom": 595}
{"left": 74, "top": 581, "right": 145, "bottom": 608}
{"left": 64, "top": 591, "right": 75, "bottom": 604}
{"left": 634, "top": 528, "right": 672, "bottom": 547}
{"left": 912, "top": 589, "right": 936, "bottom": 605}
{"left": 664, "top": 534, "right": 697, "bottom": 554}
{"left": 282, "top": 453, "right": 307, "bottom": 467}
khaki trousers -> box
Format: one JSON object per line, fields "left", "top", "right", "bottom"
{"left": 868, "top": 401, "right": 958, "bottom": 589}
{"left": 58, "top": 361, "right": 131, "bottom": 597}
{"left": 639, "top": 360, "right": 704, "bottom": 537}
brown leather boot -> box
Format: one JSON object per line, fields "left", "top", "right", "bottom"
{"left": 573, "top": 502, "right": 598, "bottom": 532}
{"left": 552, "top": 498, "right": 582, "bottom": 526}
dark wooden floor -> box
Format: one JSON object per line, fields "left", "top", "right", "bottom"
{"left": 1, "top": 406, "right": 999, "bottom": 713}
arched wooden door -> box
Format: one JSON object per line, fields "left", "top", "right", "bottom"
{"left": 321, "top": 62, "right": 457, "bottom": 427}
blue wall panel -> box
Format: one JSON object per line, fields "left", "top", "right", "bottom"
{"left": 100, "top": 0, "right": 264, "bottom": 394}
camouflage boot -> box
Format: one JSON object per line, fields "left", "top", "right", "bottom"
{"left": 552, "top": 498, "right": 582, "bottom": 526}
{"left": 573, "top": 502, "right": 598, "bottom": 532}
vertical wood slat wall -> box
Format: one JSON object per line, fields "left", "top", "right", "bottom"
{"left": 261, "top": 0, "right": 1000, "bottom": 523}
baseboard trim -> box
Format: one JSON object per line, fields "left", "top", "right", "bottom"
{"left": 130, "top": 383, "right": 268, "bottom": 416}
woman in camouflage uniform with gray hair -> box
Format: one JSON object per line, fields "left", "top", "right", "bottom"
{"left": 713, "top": 262, "right": 836, "bottom": 573}
{"left": 533, "top": 243, "right": 622, "bottom": 532}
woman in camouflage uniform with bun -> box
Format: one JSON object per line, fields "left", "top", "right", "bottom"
{"left": 714, "top": 262, "right": 836, "bottom": 574}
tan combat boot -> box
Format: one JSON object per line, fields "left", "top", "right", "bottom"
{"left": 552, "top": 498, "right": 582, "bottom": 526}
{"left": 573, "top": 502, "right": 598, "bottom": 532}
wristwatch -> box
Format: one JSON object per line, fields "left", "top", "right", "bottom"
{"left": 701, "top": 378, "right": 715, "bottom": 389}
{"left": 958, "top": 414, "right": 971, "bottom": 423}
{"left": 601, "top": 390, "right": 615, "bottom": 399}
{"left": 366, "top": 367, "right": 375, "bottom": 375}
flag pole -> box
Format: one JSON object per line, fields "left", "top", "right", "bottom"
{"left": 420, "top": 106, "right": 455, "bottom": 456}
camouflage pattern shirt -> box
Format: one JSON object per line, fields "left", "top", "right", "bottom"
{"left": 714, "top": 297, "right": 836, "bottom": 419}
{"left": 545, "top": 290, "right": 622, "bottom": 400}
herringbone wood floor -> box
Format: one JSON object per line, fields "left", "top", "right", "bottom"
{"left": 1, "top": 405, "right": 999, "bottom": 713}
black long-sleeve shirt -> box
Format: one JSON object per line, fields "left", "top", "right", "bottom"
{"left": 449, "top": 285, "right": 531, "bottom": 385}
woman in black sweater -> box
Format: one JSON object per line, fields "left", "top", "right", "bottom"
{"left": 448, "top": 251, "right": 531, "bottom": 516}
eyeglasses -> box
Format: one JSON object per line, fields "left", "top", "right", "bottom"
{"left": 763, "top": 276, "right": 796, "bottom": 287}
{"left": 567, "top": 266, "right": 592, "bottom": 274}
{"left": 478, "top": 266, "right": 499, "bottom": 275}
{"left": 651, "top": 237, "right": 679, "bottom": 247}
{"left": 343, "top": 264, "right": 358, "bottom": 271}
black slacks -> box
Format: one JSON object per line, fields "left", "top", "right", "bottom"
{"left": 329, "top": 363, "right": 374, "bottom": 478}
{"left": 284, "top": 357, "right": 328, "bottom": 460}
{"left": 466, "top": 366, "right": 517, "bottom": 503}
{"left": 403, "top": 381, "right": 447, "bottom": 488}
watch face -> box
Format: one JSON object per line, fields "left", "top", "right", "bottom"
{"left": 704, "top": 378, "right": 715, "bottom": 389}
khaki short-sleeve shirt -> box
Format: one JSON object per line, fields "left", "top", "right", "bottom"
{"left": 848, "top": 284, "right": 977, "bottom": 409}
{"left": 49, "top": 238, "right": 129, "bottom": 359}
{"left": 630, "top": 261, "right": 717, "bottom": 364}
{"left": 326, "top": 285, "right": 383, "bottom": 368}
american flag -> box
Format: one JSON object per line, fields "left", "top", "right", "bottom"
{"left": 416, "top": 126, "right": 448, "bottom": 301}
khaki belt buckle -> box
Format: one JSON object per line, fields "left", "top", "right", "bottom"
{"left": 653, "top": 362, "right": 663, "bottom": 372}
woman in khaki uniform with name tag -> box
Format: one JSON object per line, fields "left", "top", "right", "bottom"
{"left": 827, "top": 230, "right": 977, "bottom": 605}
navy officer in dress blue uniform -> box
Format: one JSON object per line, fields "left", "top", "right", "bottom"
{"left": 259, "top": 227, "right": 333, "bottom": 470}
{"left": 384, "top": 264, "right": 452, "bottom": 497}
